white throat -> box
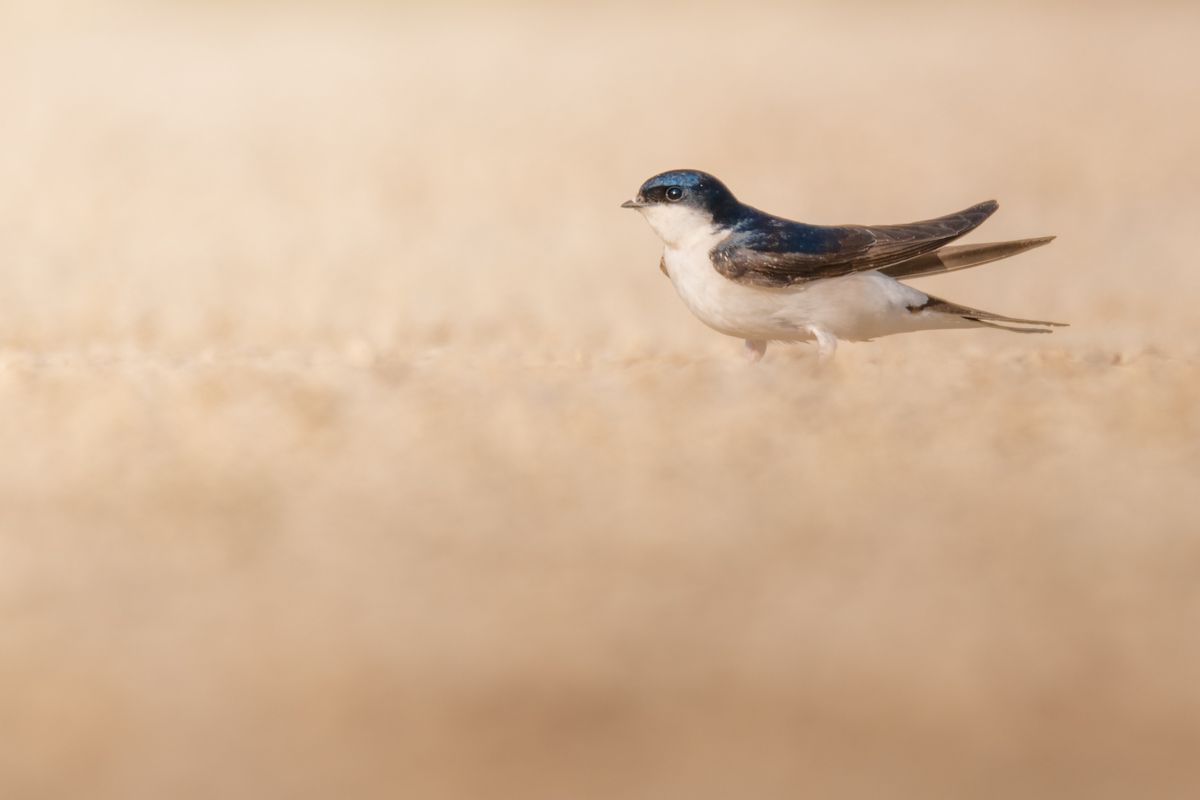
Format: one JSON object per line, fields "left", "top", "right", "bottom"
{"left": 637, "top": 204, "right": 720, "bottom": 249}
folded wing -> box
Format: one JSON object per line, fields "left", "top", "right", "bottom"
{"left": 879, "top": 236, "right": 1055, "bottom": 280}
{"left": 711, "top": 200, "right": 998, "bottom": 287}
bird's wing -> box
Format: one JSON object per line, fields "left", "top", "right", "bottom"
{"left": 710, "top": 200, "right": 998, "bottom": 287}
{"left": 878, "top": 236, "right": 1055, "bottom": 280}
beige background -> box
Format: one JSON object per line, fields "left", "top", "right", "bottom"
{"left": 1, "top": 1, "right": 1198, "bottom": 798}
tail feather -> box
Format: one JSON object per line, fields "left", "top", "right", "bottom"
{"left": 912, "top": 295, "right": 1068, "bottom": 334}
{"left": 971, "top": 319, "right": 1056, "bottom": 334}
{"left": 881, "top": 236, "right": 1056, "bottom": 280}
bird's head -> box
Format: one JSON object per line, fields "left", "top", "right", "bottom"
{"left": 622, "top": 169, "right": 741, "bottom": 246}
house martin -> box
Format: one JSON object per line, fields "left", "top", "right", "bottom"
{"left": 622, "top": 169, "right": 1063, "bottom": 362}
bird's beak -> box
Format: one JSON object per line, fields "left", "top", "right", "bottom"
{"left": 621, "top": 199, "right": 647, "bottom": 209}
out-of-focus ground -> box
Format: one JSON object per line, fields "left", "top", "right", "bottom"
{"left": 1, "top": 1, "right": 1199, "bottom": 798}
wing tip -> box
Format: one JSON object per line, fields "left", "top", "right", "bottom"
{"left": 956, "top": 199, "right": 999, "bottom": 228}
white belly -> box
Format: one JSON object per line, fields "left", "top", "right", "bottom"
{"left": 662, "top": 241, "right": 953, "bottom": 342}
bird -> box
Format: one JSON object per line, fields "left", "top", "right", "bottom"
{"left": 621, "top": 169, "right": 1064, "bottom": 362}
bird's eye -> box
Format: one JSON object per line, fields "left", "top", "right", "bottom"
{"left": 665, "top": 187, "right": 684, "bottom": 202}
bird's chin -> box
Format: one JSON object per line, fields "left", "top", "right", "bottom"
{"left": 636, "top": 203, "right": 715, "bottom": 246}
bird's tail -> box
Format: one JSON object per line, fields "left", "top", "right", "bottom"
{"left": 912, "top": 295, "right": 1068, "bottom": 333}
{"left": 881, "top": 236, "right": 1055, "bottom": 280}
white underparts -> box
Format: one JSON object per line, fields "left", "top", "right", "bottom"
{"left": 635, "top": 204, "right": 980, "bottom": 356}
{"left": 637, "top": 204, "right": 721, "bottom": 250}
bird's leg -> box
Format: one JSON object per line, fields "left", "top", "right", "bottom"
{"left": 806, "top": 327, "right": 838, "bottom": 363}
{"left": 743, "top": 339, "right": 768, "bottom": 363}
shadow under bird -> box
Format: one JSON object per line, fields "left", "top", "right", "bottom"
{"left": 622, "top": 170, "right": 1064, "bottom": 362}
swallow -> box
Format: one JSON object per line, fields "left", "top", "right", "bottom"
{"left": 622, "top": 169, "right": 1064, "bottom": 362}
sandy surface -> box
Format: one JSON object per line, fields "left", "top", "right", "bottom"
{"left": 1, "top": 2, "right": 1199, "bottom": 798}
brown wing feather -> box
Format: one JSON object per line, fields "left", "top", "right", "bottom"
{"left": 712, "top": 200, "right": 999, "bottom": 287}
{"left": 880, "top": 236, "right": 1055, "bottom": 280}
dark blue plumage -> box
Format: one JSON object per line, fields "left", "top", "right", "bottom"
{"left": 627, "top": 169, "right": 999, "bottom": 287}
{"left": 632, "top": 170, "right": 743, "bottom": 226}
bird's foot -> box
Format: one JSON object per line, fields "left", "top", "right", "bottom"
{"left": 743, "top": 339, "right": 768, "bottom": 363}
{"left": 806, "top": 327, "right": 838, "bottom": 364}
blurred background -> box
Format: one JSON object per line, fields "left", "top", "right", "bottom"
{"left": 1, "top": 1, "right": 1198, "bottom": 798}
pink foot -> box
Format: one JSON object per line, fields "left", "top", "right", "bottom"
{"left": 743, "top": 339, "right": 767, "bottom": 363}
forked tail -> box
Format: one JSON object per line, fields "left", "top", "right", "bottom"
{"left": 911, "top": 295, "right": 1068, "bottom": 333}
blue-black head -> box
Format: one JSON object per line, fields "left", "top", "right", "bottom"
{"left": 621, "top": 169, "right": 742, "bottom": 225}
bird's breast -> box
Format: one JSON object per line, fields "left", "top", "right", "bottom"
{"left": 662, "top": 243, "right": 932, "bottom": 342}
{"left": 662, "top": 238, "right": 791, "bottom": 338}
